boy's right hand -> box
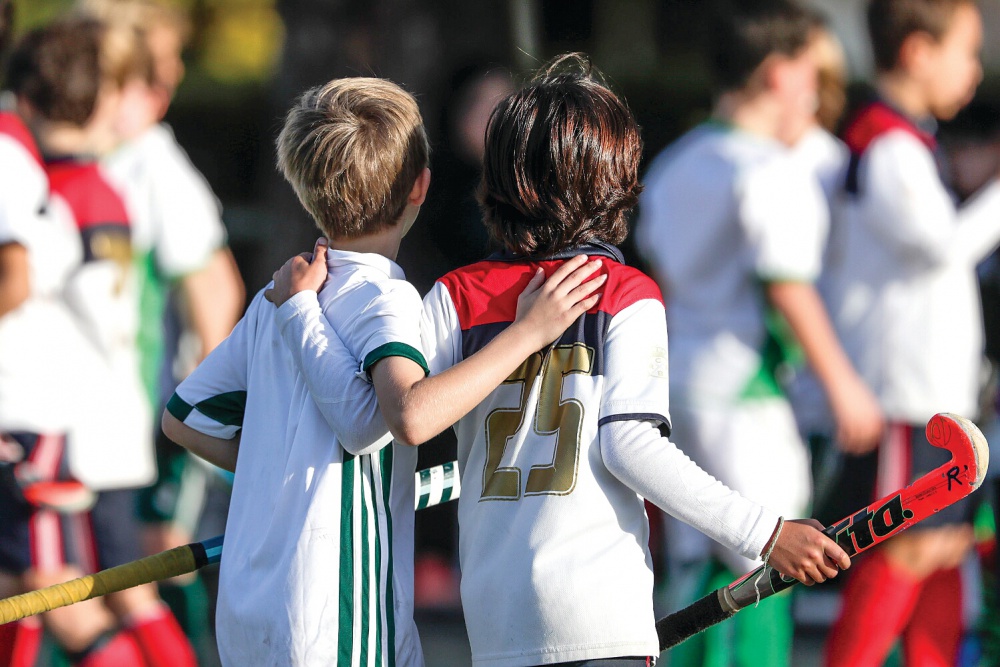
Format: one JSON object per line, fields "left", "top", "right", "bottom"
{"left": 514, "top": 254, "right": 606, "bottom": 348}
{"left": 265, "top": 238, "right": 329, "bottom": 307}
{"left": 765, "top": 519, "right": 850, "bottom": 586}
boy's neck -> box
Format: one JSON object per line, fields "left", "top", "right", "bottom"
{"left": 329, "top": 224, "right": 405, "bottom": 261}
{"left": 32, "top": 121, "right": 95, "bottom": 158}
{"left": 876, "top": 72, "right": 931, "bottom": 120}
{"left": 712, "top": 90, "right": 781, "bottom": 141}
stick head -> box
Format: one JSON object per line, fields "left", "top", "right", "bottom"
{"left": 927, "top": 413, "right": 989, "bottom": 492}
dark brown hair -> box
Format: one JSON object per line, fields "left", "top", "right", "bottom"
{"left": 867, "top": 0, "right": 972, "bottom": 72}
{"left": 276, "top": 77, "right": 431, "bottom": 239}
{"left": 478, "top": 53, "right": 642, "bottom": 256}
{"left": 709, "top": 0, "right": 813, "bottom": 91}
{"left": 6, "top": 17, "right": 104, "bottom": 125}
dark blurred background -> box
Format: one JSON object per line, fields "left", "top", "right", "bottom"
{"left": 16, "top": 0, "right": 1000, "bottom": 293}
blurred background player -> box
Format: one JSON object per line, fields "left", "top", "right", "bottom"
{"left": 76, "top": 0, "right": 246, "bottom": 659}
{"left": 782, "top": 11, "right": 858, "bottom": 526}
{"left": 0, "top": 2, "right": 97, "bottom": 665}
{"left": 820, "top": 1, "right": 1000, "bottom": 665}
{"left": 72, "top": 1, "right": 245, "bottom": 662}
{"left": 635, "top": 2, "right": 882, "bottom": 665}
{"left": 0, "top": 14, "right": 195, "bottom": 667}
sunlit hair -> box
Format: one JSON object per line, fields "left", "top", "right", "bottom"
{"left": 808, "top": 21, "right": 847, "bottom": 132}
{"left": 7, "top": 16, "right": 104, "bottom": 125}
{"left": 478, "top": 53, "right": 642, "bottom": 256}
{"left": 74, "top": 0, "right": 191, "bottom": 44}
{"left": 868, "top": 0, "right": 974, "bottom": 72}
{"left": 276, "top": 77, "right": 431, "bottom": 239}
{"left": 100, "top": 19, "right": 155, "bottom": 88}
{"left": 708, "top": 0, "right": 813, "bottom": 91}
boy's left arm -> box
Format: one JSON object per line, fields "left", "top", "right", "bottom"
{"left": 161, "top": 410, "right": 239, "bottom": 472}
{"left": 0, "top": 242, "right": 29, "bottom": 318}
{"left": 765, "top": 281, "right": 882, "bottom": 453}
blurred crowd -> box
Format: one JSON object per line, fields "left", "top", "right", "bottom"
{"left": 1, "top": 0, "right": 999, "bottom": 666}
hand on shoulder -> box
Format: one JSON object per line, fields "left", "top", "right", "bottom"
{"left": 265, "top": 238, "right": 329, "bottom": 307}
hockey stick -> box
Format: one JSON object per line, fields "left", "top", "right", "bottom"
{"left": 656, "top": 412, "right": 989, "bottom": 651}
{"left": 0, "top": 460, "right": 462, "bottom": 624}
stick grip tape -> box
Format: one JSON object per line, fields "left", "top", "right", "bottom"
{"left": 0, "top": 544, "right": 199, "bottom": 624}
{"left": 656, "top": 587, "right": 738, "bottom": 651}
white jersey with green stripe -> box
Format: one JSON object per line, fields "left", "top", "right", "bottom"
{"left": 636, "top": 123, "right": 827, "bottom": 405}
{"left": 167, "top": 249, "right": 426, "bottom": 666}
{"left": 103, "top": 123, "right": 228, "bottom": 407}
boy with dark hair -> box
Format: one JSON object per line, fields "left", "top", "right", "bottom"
{"left": 0, "top": 15, "right": 196, "bottom": 667}
{"left": 267, "top": 53, "right": 850, "bottom": 667}
{"left": 161, "top": 75, "right": 602, "bottom": 666}
{"left": 636, "top": 1, "right": 881, "bottom": 664}
{"left": 821, "top": 1, "right": 1000, "bottom": 665}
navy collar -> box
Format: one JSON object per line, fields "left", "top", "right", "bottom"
{"left": 486, "top": 240, "right": 624, "bottom": 264}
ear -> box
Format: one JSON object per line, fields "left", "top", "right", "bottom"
{"left": 407, "top": 167, "right": 431, "bottom": 207}
{"left": 898, "top": 31, "right": 935, "bottom": 74}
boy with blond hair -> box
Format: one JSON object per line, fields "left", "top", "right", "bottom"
{"left": 822, "top": 1, "right": 1000, "bottom": 664}
{"left": 161, "top": 75, "right": 603, "bottom": 666}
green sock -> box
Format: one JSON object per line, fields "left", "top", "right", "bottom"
{"left": 663, "top": 560, "right": 793, "bottom": 667}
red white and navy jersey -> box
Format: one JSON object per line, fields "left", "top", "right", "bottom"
{"left": 0, "top": 113, "right": 84, "bottom": 435}
{"left": 421, "top": 243, "right": 672, "bottom": 665}
{"left": 821, "top": 99, "right": 1000, "bottom": 422}
{"left": 46, "top": 158, "right": 154, "bottom": 489}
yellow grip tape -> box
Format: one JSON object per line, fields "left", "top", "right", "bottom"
{"left": 0, "top": 545, "right": 198, "bottom": 624}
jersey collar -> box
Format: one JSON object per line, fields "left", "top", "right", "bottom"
{"left": 325, "top": 248, "right": 406, "bottom": 280}
{"left": 486, "top": 240, "right": 624, "bottom": 264}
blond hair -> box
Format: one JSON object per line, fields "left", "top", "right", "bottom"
{"left": 100, "top": 19, "right": 154, "bottom": 88}
{"left": 810, "top": 24, "right": 847, "bottom": 132}
{"left": 277, "top": 78, "right": 430, "bottom": 239}
{"left": 74, "top": 0, "right": 190, "bottom": 43}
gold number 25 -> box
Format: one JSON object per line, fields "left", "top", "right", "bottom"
{"left": 482, "top": 343, "right": 595, "bottom": 501}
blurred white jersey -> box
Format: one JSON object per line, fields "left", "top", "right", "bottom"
{"left": 45, "top": 158, "right": 153, "bottom": 489}
{"left": 823, "top": 101, "right": 1000, "bottom": 422}
{"left": 103, "top": 123, "right": 228, "bottom": 402}
{"left": 637, "top": 122, "right": 828, "bottom": 405}
{"left": 0, "top": 114, "right": 84, "bottom": 434}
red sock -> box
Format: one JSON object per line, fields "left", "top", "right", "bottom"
{"left": 75, "top": 631, "right": 145, "bottom": 667}
{"left": 902, "top": 567, "right": 963, "bottom": 667}
{"left": 0, "top": 618, "right": 42, "bottom": 667}
{"left": 128, "top": 606, "right": 196, "bottom": 667}
{"left": 824, "top": 550, "right": 923, "bottom": 667}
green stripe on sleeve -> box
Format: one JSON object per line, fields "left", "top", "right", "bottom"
{"left": 192, "top": 391, "right": 248, "bottom": 426}
{"left": 362, "top": 342, "right": 429, "bottom": 377}
{"left": 166, "top": 393, "right": 194, "bottom": 422}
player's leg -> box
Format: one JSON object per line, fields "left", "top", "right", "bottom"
{"left": 825, "top": 422, "right": 975, "bottom": 667}
{"left": 0, "top": 432, "right": 121, "bottom": 665}
{"left": 662, "top": 399, "right": 809, "bottom": 667}
{"left": 901, "top": 566, "right": 963, "bottom": 667}
{"left": 708, "top": 401, "right": 809, "bottom": 667}
{"left": 92, "top": 487, "right": 197, "bottom": 667}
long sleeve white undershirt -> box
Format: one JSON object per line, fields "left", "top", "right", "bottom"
{"left": 601, "top": 419, "right": 778, "bottom": 562}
